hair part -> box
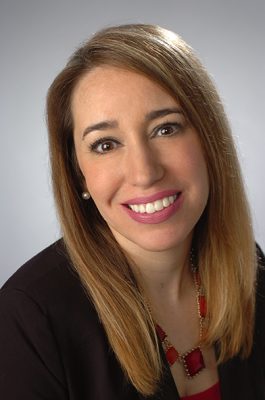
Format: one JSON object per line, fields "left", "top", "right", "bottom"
{"left": 46, "top": 24, "right": 257, "bottom": 395}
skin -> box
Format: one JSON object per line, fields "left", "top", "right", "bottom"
{"left": 72, "top": 66, "right": 209, "bottom": 263}
{"left": 72, "top": 66, "right": 217, "bottom": 395}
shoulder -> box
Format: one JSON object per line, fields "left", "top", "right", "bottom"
{"left": 0, "top": 239, "right": 98, "bottom": 327}
{"left": 0, "top": 242, "right": 123, "bottom": 398}
{"left": 1, "top": 240, "right": 82, "bottom": 307}
{"left": 2, "top": 239, "right": 75, "bottom": 292}
{"left": 0, "top": 238, "right": 106, "bottom": 361}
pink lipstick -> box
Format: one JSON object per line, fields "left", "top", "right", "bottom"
{"left": 124, "top": 189, "right": 179, "bottom": 205}
{"left": 122, "top": 190, "right": 183, "bottom": 224}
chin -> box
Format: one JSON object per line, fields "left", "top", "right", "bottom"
{"left": 131, "top": 230, "right": 193, "bottom": 253}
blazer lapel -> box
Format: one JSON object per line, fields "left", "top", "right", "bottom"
{"left": 150, "top": 343, "right": 180, "bottom": 400}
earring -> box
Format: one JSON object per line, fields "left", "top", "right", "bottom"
{"left": 82, "top": 191, "right": 90, "bottom": 200}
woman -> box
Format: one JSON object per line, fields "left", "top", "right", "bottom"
{"left": 0, "top": 24, "right": 264, "bottom": 399}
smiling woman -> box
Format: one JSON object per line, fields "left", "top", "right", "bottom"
{"left": 72, "top": 66, "right": 209, "bottom": 252}
{"left": 0, "top": 24, "right": 264, "bottom": 400}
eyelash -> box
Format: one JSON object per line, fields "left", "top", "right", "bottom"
{"left": 89, "top": 122, "right": 183, "bottom": 154}
{"left": 89, "top": 136, "right": 120, "bottom": 154}
{"left": 152, "top": 122, "right": 183, "bottom": 138}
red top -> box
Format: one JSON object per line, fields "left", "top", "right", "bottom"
{"left": 181, "top": 381, "right": 221, "bottom": 400}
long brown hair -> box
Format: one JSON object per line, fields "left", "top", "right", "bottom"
{"left": 46, "top": 24, "right": 257, "bottom": 396}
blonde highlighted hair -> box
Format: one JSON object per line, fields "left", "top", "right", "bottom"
{"left": 46, "top": 24, "right": 257, "bottom": 396}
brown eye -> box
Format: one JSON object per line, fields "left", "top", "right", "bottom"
{"left": 160, "top": 126, "right": 175, "bottom": 135}
{"left": 155, "top": 123, "right": 181, "bottom": 137}
{"left": 90, "top": 138, "right": 120, "bottom": 154}
{"left": 99, "top": 141, "right": 115, "bottom": 152}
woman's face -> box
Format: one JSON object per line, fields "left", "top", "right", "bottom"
{"left": 72, "top": 66, "right": 209, "bottom": 255}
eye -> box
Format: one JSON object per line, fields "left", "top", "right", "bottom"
{"left": 154, "top": 123, "right": 182, "bottom": 137}
{"left": 89, "top": 137, "right": 120, "bottom": 154}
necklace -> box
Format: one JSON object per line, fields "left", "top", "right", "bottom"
{"left": 155, "top": 253, "right": 207, "bottom": 379}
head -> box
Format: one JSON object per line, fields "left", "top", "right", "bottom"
{"left": 47, "top": 23, "right": 240, "bottom": 252}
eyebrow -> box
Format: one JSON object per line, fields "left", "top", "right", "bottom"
{"left": 82, "top": 121, "right": 118, "bottom": 140}
{"left": 81, "top": 107, "right": 183, "bottom": 140}
{"left": 145, "top": 107, "right": 183, "bottom": 122}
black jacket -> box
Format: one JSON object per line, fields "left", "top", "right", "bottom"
{"left": 0, "top": 240, "right": 264, "bottom": 399}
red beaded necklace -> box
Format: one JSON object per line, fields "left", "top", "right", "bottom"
{"left": 155, "top": 257, "right": 207, "bottom": 379}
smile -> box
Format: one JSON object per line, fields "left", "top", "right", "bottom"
{"left": 128, "top": 194, "right": 178, "bottom": 214}
{"left": 123, "top": 191, "right": 183, "bottom": 224}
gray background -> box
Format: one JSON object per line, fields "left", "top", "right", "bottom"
{"left": 1, "top": 0, "right": 264, "bottom": 286}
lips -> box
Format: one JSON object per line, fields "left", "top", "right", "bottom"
{"left": 128, "top": 193, "right": 179, "bottom": 214}
{"left": 122, "top": 190, "right": 183, "bottom": 224}
{"left": 123, "top": 191, "right": 184, "bottom": 224}
{"left": 124, "top": 189, "right": 180, "bottom": 206}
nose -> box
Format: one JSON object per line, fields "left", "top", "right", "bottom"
{"left": 123, "top": 142, "right": 164, "bottom": 188}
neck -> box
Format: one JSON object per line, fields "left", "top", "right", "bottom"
{"left": 125, "top": 237, "right": 194, "bottom": 307}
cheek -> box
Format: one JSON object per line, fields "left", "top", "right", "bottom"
{"left": 169, "top": 142, "right": 207, "bottom": 178}
{"left": 82, "top": 163, "right": 118, "bottom": 204}
{"left": 175, "top": 142, "right": 209, "bottom": 196}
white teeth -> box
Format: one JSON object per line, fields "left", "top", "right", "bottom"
{"left": 139, "top": 204, "right": 146, "bottom": 213}
{"left": 128, "top": 194, "right": 178, "bottom": 214}
{"left": 146, "top": 203, "right": 155, "bottom": 214}
{"left": 162, "top": 197, "right": 170, "bottom": 207}
{"left": 169, "top": 195, "right": 174, "bottom": 204}
{"left": 154, "top": 199, "right": 163, "bottom": 211}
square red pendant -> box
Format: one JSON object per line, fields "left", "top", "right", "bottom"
{"left": 182, "top": 347, "right": 205, "bottom": 378}
{"left": 166, "top": 346, "right": 179, "bottom": 366}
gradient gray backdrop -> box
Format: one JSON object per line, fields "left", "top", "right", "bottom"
{"left": 1, "top": 0, "right": 264, "bottom": 285}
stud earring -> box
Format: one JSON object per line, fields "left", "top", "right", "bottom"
{"left": 82, "top": 191, "right": 90, "bottom": 200}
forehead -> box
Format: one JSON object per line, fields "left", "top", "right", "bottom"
{"left": 71, "top": 66, "right": 179, "bottom": 117}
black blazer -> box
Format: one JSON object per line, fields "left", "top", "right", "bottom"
{"left": 0, "top": 240, "right": 264, "bottom": 399}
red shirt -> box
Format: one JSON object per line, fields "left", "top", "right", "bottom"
{"left": 181, "top": 382, "right": 221, "bottom": 400}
